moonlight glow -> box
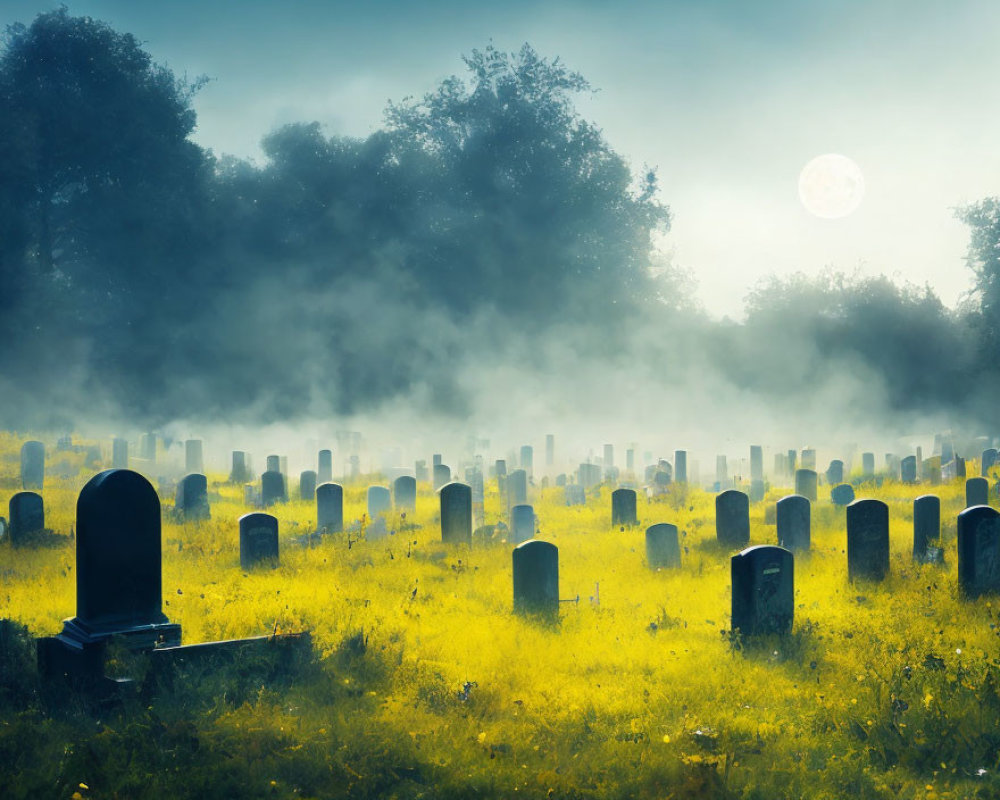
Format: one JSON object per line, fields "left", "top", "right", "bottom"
{"left": 798, "top": 153, "right": 865, "bottom": 219}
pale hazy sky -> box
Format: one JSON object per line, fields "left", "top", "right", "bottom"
{"left": 5, "top": 0, "right": 999, "bottom": 318}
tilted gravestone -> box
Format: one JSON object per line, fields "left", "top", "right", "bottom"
{"left": 440, "top": 482, "right": 472, "bottom": 545}
{"left": 112, "top": 438, "right": 129, "bottom": 470}
{"left": 967, "top": 477, "right": 990, "bottom": 509}
{"left": 731, "top": 545, "right": 794, "bottom": 637}
{"left": 239, "top": 513, "right": 279, "bottom": 570}
{"left": 367, "top": 486, "right": 391, "bottom": 520}
{"left": 508, "top": 469, "right": 529, "bottom": 507}
{"left": 20, "top": 441, "right": 44, "bottom": 490}
{"left": 9, "top": 492, "right": 44, "bottom": 545}
{"left": 564, "top": 484, "right": 586, "bottom": 506}
{"left": 393, "top": 475, "right": 417, "bottom": 512}
{"left": 611, "top": 488, "right": 638, "bottom": 527}
{"left": 983, "top": 448, "right": 999, "bottom": 477}
{"left": 513, "top": 539, "right": 559, "bottom": 616}
{"left": 645, "top": 523, "right": 680, "bottom": 569}
{"left": 847, "top": 499, "right": 890, "bottom": 582}
{"left": 433, "top": 463, "right": 451, "bottom": 491}
{"left": 266, "top": 455, "right": 280, "bottom": 474}
{"left": 230, "top": 451, "right": 251, "bottom": 484}
{"left": 261, "top": 470, "right": 286, "bottom": 507}
{"left": 750, "top": 445, "right": 763, "bottom": 483}
{"left": 299, "top": 471, "right": 317, "bottom": 502}
{"left": 316, "top": 482, "right": 344, "bottom": 533}
{"left": 318, "top": 450, "right": 333, "bottom": 484}
{"left": 776, "top": 494, "right": 810, "bottom": 552}
{"left": 176, "top": 474, "right": 210, "bottom": 520}
{"left": 913, "top": 494, "right": 941, "bottom": 563}
{"left": 831, "top": 483, "right": 855, "bottom": 506}
{"left": 794, "top": 469, "right": 818, "bottom": 502}
{"left": 511, "top": 504, "right": 535, "bottom": 544}
{"left": 861, "top": 452, "right": 875, "bottom": 478}
{"left": 674, "top": 450, "right": 688, "bottom": 483}
{"left": 900, "top": 456, "right": 917, "bottom": 484}
{"left": 958, "top": 504, "right": 1000, "bottom": 598}
{"left": 184, "top": 440, "right": 204, "bottom": 475}
{"left": 715, "top": 490, "right": 750, "bottom": 547}
{"left": 825, "top": 459, "right": 844, "bottom": 486}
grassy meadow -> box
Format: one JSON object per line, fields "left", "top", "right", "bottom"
{"left": 1, "top": 431, "right": 999, "bottom": 799}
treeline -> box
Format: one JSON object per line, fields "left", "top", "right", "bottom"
{"left": 0, "top": 9, "right": 997, "bottom": 429}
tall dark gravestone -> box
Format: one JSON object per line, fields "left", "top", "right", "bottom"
{"left": 847, "top": 499, "right": 890, "bottom": 582}
{"left": 20, "top": 440, "right": 44, "bottom": 490}
{"left": 230, "top": 451, "right": 250, "bottom": 484}
{"left": 9, "top": 492, "right": 44, "bottom": 545}
{"left": 674, "top": 450, "right": 688, "bottom": 484}
{"left": 261, "top": 470, "right": 286, "bottom": 507}
{"left": 967, "top": 477, "right": 990, "bottom": 509}
{"left": 862, "top": 452, "right": 875, "bottom": 478}
{"left": 958, "top": 505, "right": 1000, "bottom": 598}
{"left": 511, "top": 504, "right": 535, "bottom": 544}
{"left": 112, "top": 438, "right": 129, "bottom": 470}
{"left": 433, "top": 464, "right": 451, "bottom": 491}
{"left": 913, "top": 494, "right": 941, "bottom": 562}
{"left": 983, "top": 448, "right": 998, "bottom": 477}
{"left": 440, "top": 482, "right": 472, "bottom": 545}
{"left": 900, "top": 456, "right": 917, "bottom": 484}
{"left": 316, "top": 483, "right": 344, "bottom": 533}
{"left": 299, "top": 471, "right": 317, "bottom": 502}
{"left": 520, "top": 445, "right": 534, "bottom": 477}
{"left": 393, "top": 475, "right": 417, "bottom": 512}
{"left": 750, "top": 445, "right": 763, "bottom": 483}
{"left": 645, "top": 523, "right": 680, "bottom": 569}
{"left": 239, "top": 513, "right": 279, "bottom": 570}
{"left": 715, "top": 490, "right": 750, "bottom": 547}
{"left": 611, "top": 488, "right": 638, "bottom": 527}
{"left": 794, "top": 469, "right": 818, "bottom": 502}
{"left": 731, "top": 545, "right": 794, "bottom": 637}
{"left": 318, "top": 450, "right": 333, "bottom": 483}
{"left": 513, "top": 540, "right": 559, "bottom": 616}
{"left": 508, "top": 469, "right": 529, "bottom": 507}
{"left": 367, "top": 486, "right": 391, "bottom": 520}
{"left": 826, "top": 460, "right": 844, "bottom": 486}
{"left": 184, "top": 440, "right": 204, "bottom": 475}
{"left": 176, "top": 474, "right": 210, "bottom": 520}
{"left": 776, "top": 494, "right": 810, "bottom": 552}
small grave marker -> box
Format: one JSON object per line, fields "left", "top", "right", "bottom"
{"left": 239, "top": 513, "right": 279, "bottom": 569}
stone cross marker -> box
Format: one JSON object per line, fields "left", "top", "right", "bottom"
{"left": 731, "top": 545, "right": 794, "bottom": 636}
{"left": 830, "top": 483, "right": 855, "bottom": 506}
{"left": 847, "top": 499, "right": 890, "bottom": 582}
{"left": 776, "top": 494, "right": 810, "bottom": 552}
{"left": 645, "top": 523, "right": 680, "bottom": 569}
{"left": 511, "top": 504, "right": 535, "bottom": 544}
{"left": 913, "top": 494, "right": 941, "bottom": 563}
{"left": 184, "top": 440, "right": 204, "bottom": 475}
{"left": 230, "top": 451, "right": 251, "bottom": 484}
{"left": 318, "top": 449, "right": 333, "bottom": 483}
{"left": 433, "top": 463, "right": 451, "bottom": 491}
{"left": 239, "top": 512, "right": 279, "bottom": 570}
{"left": 393, "top": 475, "right": 417, "bottom": 512}
{"left": 112, "top": 438, "right": 129, "bottom": 470}
{"left": 512, "top": 539, "right": 559, "bottom": 616}
{"left": 316, "top": 482, "right": 344, "bottom": 533}
{"left": 176, "top": 473, "right": 210, "bottom": 520}
{"left": 440, "top": 482, "right": 472, "bottom": 545}
{"left": 299, "top": 470, "right": 317, "bottom": 502}
{"left": 958, "top": 504, "right": 1000, "bottom": 598}
{"left": 715, "top": 490, "right": 750, "bottom": 547}
{"left": 794, "top": 469, "right": 818, "bottom": 502}
{"left": 20, "top": 440, "right": 44, "bottom": 490}
{"left": 967, "top": 477, "right": 990, "bottom": 509}
{"left": 367, "top": 486, "right": 391, "bottom": 520}
{"left": 611, "top": 488, "right": 638, "bottom": 527}
{"left": 261, "top": 470, "right": 286, "bottom": 507}
{"left": 9, "top": 492, "right": 44, "bottom": 545}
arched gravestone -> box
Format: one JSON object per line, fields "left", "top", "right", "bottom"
{"left": 776, "top": 494, "right": 810, "bottom": 552}
{"left": 318, "top": 449, "right": 333, "bottom": 483}
{"left": 520, "top": 445, "right": 534, "bottom": 476}
{"left": 825, "top": 460, "right": 844, "bottom": 486}
{"left": 230, "top": 451, "right": 250, "bottom": 484}
{"left": 260, "top": 470, "right": 286, "bottom": 507}
{"left": 645, "top": 523, "right": 680, "bottom": 569}
{"left": 900, "top": 456, "right": 918, "bottom": 484}
{"left": 393, "top": 475, "right": 417, "bottom": 512}
{"left": 731, "top": 545, "right": 794, "bottom": 637}
{"left": 982, "top": 448, "right": 998, "bottom": 477}
{"left": 367, "top": 486, "right": 391, "bottom": 519}
{"left": 913, "top": 494, "right": 941, "bottom": 563}
{"left": 20, "top": 440, "right": 44, "bottom": 490}
{"left": 185, "top": 440, "right": 204, "bottom": 475}
{"left": 239, "top": 513, "right": 279, "bottom": 570}
{"left": 794, "top": 469, "right": 818, "bottom": 502}
{"left": 266, "top": 455, "right": 280, "bottom": 473}
{"left": 508, "top": 469, "right": 529, "bottom": 507}
{"left": 112, "top": 438, "right": 129, "bottom": 469}
{"left": 440, "top": 482, "right": 472, "bottom": 545}
{"left": 715, "top": 490, "right": 750, "bottom": 547}
{"left": 511, "top": 504, "right": 535, "bottom": 544}
{"left": 847, "top": 499, "right": 890, "bottom": 582}
{"left": 611, "top": 488, "right": 638, "bottom": 527}
{"left": 674, "top": 450, "right": 688, "bottom": 483}
{"left": 958, "top": 505, "right": 1000, "bottom": 598}
{"left": 9, "top": 492, "right": 44, "bottom": 545}
{"left": 513, "top": 539, "right": 559, "bottom": 615}
{"left": 176, "top": 474, "right": 210, "bottom": 520}
{"left": 831, "top": 484, "right": 855, "bottom": 506}
{"left": 316, "top": 482, "right": 343, "bottom": 533}
{"left": 299, "top": 470, "right": 317, "bottom": 502}
{"left": 967, "top": 477, "right": 989, "bottom": 509}
{"left": 433, "top": 464, "right": 451, "bottom": 491}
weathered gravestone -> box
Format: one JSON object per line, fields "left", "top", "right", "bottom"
{"left": 847, "top": 499, "right": 890, "bottom": 582}
{"left": 112, "top": 438, "right": 129, "bottom": 470}
{"left": 393, "top": 475, "right": 417, "bottom": 512}
{"left": 611, "top": 488, "right": 638, "bottom": 527}
{"left": 831, "top": 483, "right": 855, "bottom": 506}
{"left": 261, "top": 470, "right": 286, "bottom": 507}
{"left": 9, "top": 492, "right": 44, "bottom": 545}
{"left": 750, "top": 445, "right": 763, "bottom": 483}
{"left": 983, "top": 448, "right": 999, "bottom": 477}
{"left": 318, "top": 450, "right": 333, "bottom": 483}
{"left": 521, "top": 445, "right": 534, "bottom": 476}
{"left": 266, "top": 455, "right": 280, "bottom": 474}
{"left": 299, "top": 471, "right": 317, "bottom": 502}
{"left": 367, "top": 486, "right": 391, "bottom": 520}
{"left": 967, "top": 477, "right": 990, "bottom": 509}
{"left": 20, "top": 440, "right": 44, "bottom": 490}
{"left": 826, "top": 460, "right": 844, "bottom": 486}
{"left": 508, "top": 469, "right": 528, "bottom": 507}
{"left": 239, "top": 513, "right": 279, "bottom": 570}
{"left": 716, "top": 490, "right": 750, "bottom": 548}
{"left": 731, "top": 545, "right": 794, "bottom": 637}
{"left": 913, "top": 494, "right": 941, "bottom": 563}
{"left": 511, "top": 504, "right": 535, "bottom": 544}
{"left": 626, "top": 448, "right": 635, "bottom": 471}
{"left": 494, "top": 459, "right": 507, "bottom": 478}
{"left": 184, "top": 440, "right": 204, "bottom": 475}
{"left": 958, "top": 505, "right": 1000, "bottom": 598}
{"left": 901, "top": 456, "right": 917, "bottom": 484}
{"left": 176, "top": 474, "right": 210, "bottom": 520}
{"left": 512, "top": 539, "right": 559, "bottom": 616}
{"left": 433, "top": 464, "right": 451, "bottom": 491}
{"left": 776, "top": 494, "right": 810, "bottom": 552}
{"left": 316, "top": 482, "right": 344, "bottom": 533}
{"left": 674, "top": 450, "right": 688, "bottom": 484}
{"left": 794, "top": 469, "right": 818, "bottom": 502}
{"left": 645, "top": 523, "right": 680, "bottom": 569}
{"left": 564, "top": 484, "right": 586, "bottom": 506}
{"left": 230, "top": 451, "right": 251, "bottom": 484}
{"left": 862, "top": 452, "right": 875, "bottom": 478}
{"left": 440, "top": 482, "right": 472, "bottom": 545}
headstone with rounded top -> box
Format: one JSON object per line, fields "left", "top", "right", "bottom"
{"left": 794, "top": 469, "right": 818, "bottom": 502}
{"left": 957, "top": 504, "right": 1000, "bottom": 597}
{"left": 318, "top": 449, "right": 333, "bottom": 483}
{"left": 440, "top": 482, "right": 472, "bottom": 545}
{"left": 367, "top": 486, "right": 391, "bottom": 520}
{"left": 513, "top": 539, "right": 558, "bottom": 616}
{"left": 715, "top": 490, "right": 750, "bottom": 547}
{"left": 9, "top": 492, "right": 44, "bottom": 545}
{"left": 176, "top": 473, "right": 210, "bottom": 520}
{"left": 393, "top": 475, "right": 417, "bottom": 512}
{"left": 645, "top": 523, "right": 680, "bottom": 568}
{"left": 261, "top": 470, "right": 286, "bottom": 507}
{"left": 511, "top": 504, "right": 535, "bottom": 544}
{"left": 847, "top": 499, "right": 889, "bottom": 582}
{"left": 731, "top": 545, "right": 794, "bottom": 636}
{"left": 299, "top": 470, "right": 317, "bottom": 502}
{"left": 967, "top": 477, "right": 990, "bottom": 509}
{"left": 433, "top": 463, "right": 451, "bottom": 491}
{"left": 611, "top": 488, "right": 638, "bottom": 527}
{"left": 913, "top": 494, "right": 941, "bottom": 563}
{"left": 239, "top": 512, "right": 279, "bottom": 570}
{"left": 316, "top": 482, "right": 343, "bottom": 533}
{"left": 776, "top": 494, "right": 810, "bottom": 552}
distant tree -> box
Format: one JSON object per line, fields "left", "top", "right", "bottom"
{"left": 957, "top": 198, "right": 1000, "bottom": 352}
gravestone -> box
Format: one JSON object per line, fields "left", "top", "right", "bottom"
{"left": 862, "top": 452, "right": 875, "bottom": 478}
{"left": 279, "top": 456, "right": 289, "bottom": 480}
{"left": 512, "top": 540, "right": 559, "bottom": 616}
{"left": 983, "top": 448, "right": 999, "bottom": 477}
{"left": 847, "top": 499, "right": 889, "bottom": 582}
{"left": 393, "top": 475, "right": 417, "bottom": 512}
{"left": 776, "top": 494, "right": 810, "bottom": 552}
{"left": 511, "top": 504, "right": 535, "bottom": 544}
{"left": 112, "top": 438, "right": 129, "bottom": 470}
{"left": 674, "top": 450, "right": 688, "bottom": 483}
{"left": 564, "top": 484, "right": 586, "bottom": 506}
{"left": 825, "top": 460, "right": 844, "bottom": 486}
{"left": 611, "top": 488, "right": 638, "bottom": 527}
{"left": 555, "top": 474, "right": 567, "bottom": 488}
{"left": 440, "top": 482, "right": 472, "bottom": 545}
{"left": 521, "top": 445, "right": 534, "bottom": 476}
{"left": 731, "top": 545, "right": 794, "bottom": 636}
{"left": 318, "top": 449, "right": 333, "bottom": 483}
{"left": 923, "top": 456, "right": 942, "bottom": 485}
{"left": 261, "top": 470, "right": 287, "bottom": 507}
{"left": 956, "top": 456, "right": 967, "bottom": 479}
{"left": 316, "top": 482, "right": 344, "bottom": 533}
{"left": 958, "top": 505, "right": 1000, "bottom": 597}
{"left": 715, "top": 490, "right": 750, "bottom": 547}
{"left": 801, "top": 449, "right": 816, "bottom": 470}
{"left": 266, "top": 455, "right": 280, "bottom": 473}
{"left": 750, "top": 445, "right": 763, "bottom": 483}
{"left": 774, "top": 453, "right": 787, "bottom": 478}
{"left": 604, "top": 444, "right": 615, "bottom": 473}
{"left": 830, "top": 483, "right": 855, "bottom": 506}
{"left": 645, "top": 523, "right": 681, "bottom": 569}
{"left": 626, "top": 448, "right": 635, "bottom": 471}
{"left": 367, "top": 486, "right": 391, "bottom": 520}
{"left": 470, "top": 470, "right": 485, "bottom": 503}
{"left": 967, "top": 477, "right": 990, "bottom": 509}
{"left": 230, "top": 451, "right": 251, "bottom": 484}
{"left": 20, "top": 441, "right": 44, "bottom": 490}
{"left": 900, "top": 456, "right": 917, "bottom": 484}
{"left": 433, "top": 453, "right": 442, "bottom": 467}
{"left": 433, "top": 464, "right": 451, "bottom": 491}
{"left": 9, "top": 492, "right": 44, "bottom": 545}
{"left": 239, "top": 513, "right": 279, "bottom": 570}
{"left": 184, "top": 440, "right": 204, "bottom": 475}
{"left": 794, "top": 469, "right": 818, "bottom": 502}
{"left": 913, "top": 494, "right": 941, "bottom": 562}
{"left": 299, "top": 471, "right": 317, "bottom": 502}
{"left": 546, "top": 434, "right": 555, "bottom": 467}
{"left": 176, "top": 474, "right": 210, "bottom": 520}
{"left": 508, "top": 469, "right": 529, "bottom": 506}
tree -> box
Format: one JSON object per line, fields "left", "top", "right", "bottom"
{"left": 957, "top": 198, "right": 1000, "bottom": 352}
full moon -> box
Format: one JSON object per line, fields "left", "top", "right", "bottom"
{"left": 798, "top": 153, "right": 865, "bottom": 219}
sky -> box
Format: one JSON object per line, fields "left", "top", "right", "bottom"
{"left": 3, "top": 0, "right": 999, "bottom": 318}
